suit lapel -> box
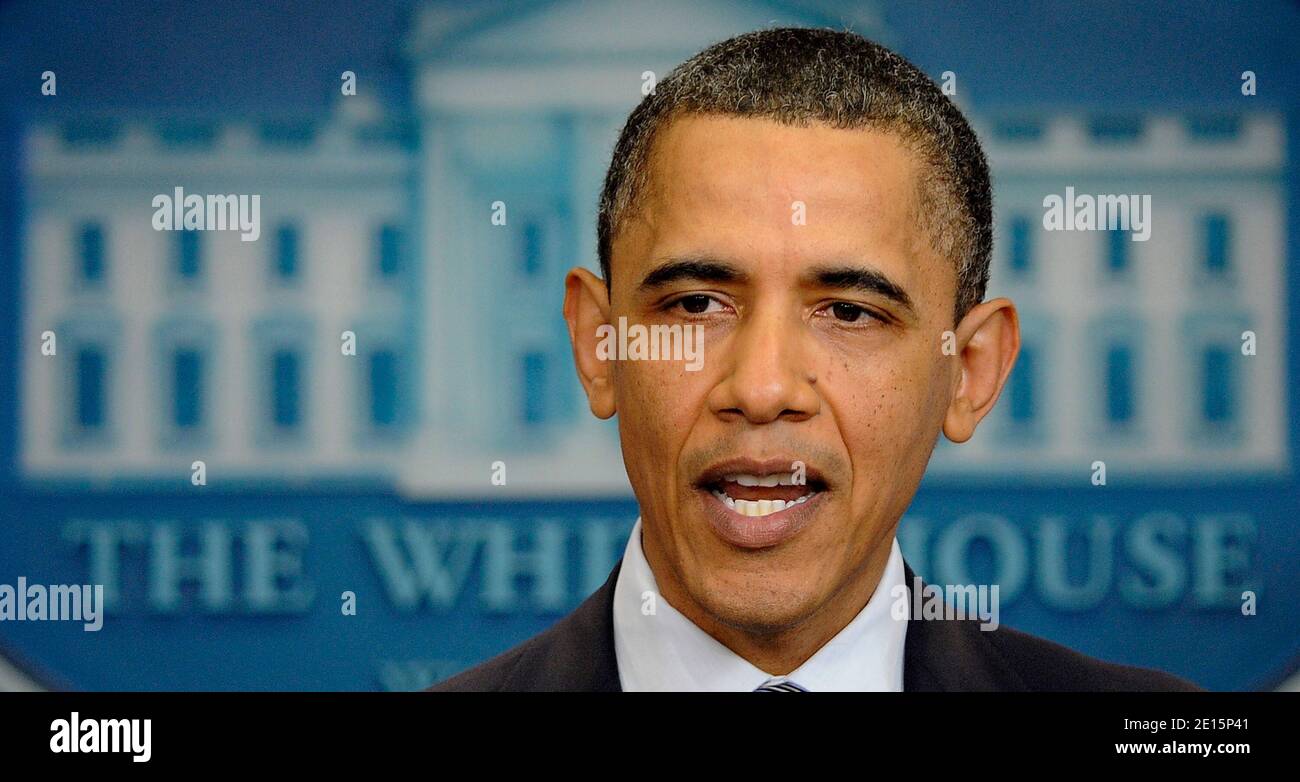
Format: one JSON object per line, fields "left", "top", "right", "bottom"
{"left": 582, "top": 559, "right": 624, "bottom": 691}
{"left": 901, "top": 560, "right": 1027, "bottom": 691}
{"left": 502, "top": 558, "right": 624, "bottom": 691}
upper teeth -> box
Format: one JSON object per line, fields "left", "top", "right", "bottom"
{"left": 724, "top": 473, "right": 803, "bottom": 487}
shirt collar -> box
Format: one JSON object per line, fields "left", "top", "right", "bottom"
{"left": 613, "top": 517, "right": 908, "bottom": 691}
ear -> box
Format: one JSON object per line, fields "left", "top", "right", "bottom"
{"left": 943, "top": 297, "right": 1020, "bottom": 443}
{"left": 563, "top": 266, "right": 617, "bottom": 419}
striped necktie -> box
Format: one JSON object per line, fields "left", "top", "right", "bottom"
{"left": 753, "top": 677, "right": 808, "bottom": 692}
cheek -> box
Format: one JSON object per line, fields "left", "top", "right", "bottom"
{"left": 821, "top": 340, "right": 944, "bottom": 460}
{"left": 613, "top": 359, "right": 711, "bottom": 461}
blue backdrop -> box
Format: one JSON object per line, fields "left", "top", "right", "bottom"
{"left": 0, "top": 0, "right": 1297, "bottom": 691}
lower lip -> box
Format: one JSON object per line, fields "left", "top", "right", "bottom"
{"left": 698, "top": 488, "right": 824, "bottom": 549}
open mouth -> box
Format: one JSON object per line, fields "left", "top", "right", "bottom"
{"left": 694, "top": 458, "right": 828, "bottom": 549}
{"left": 708, "top": 473, "right": 823, "bottom": 517}
{"left": 696, "top": 459, "right": 828, "bottom": 518}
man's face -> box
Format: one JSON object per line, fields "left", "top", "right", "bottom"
{"left": 606, "top": 114, "right": 961, "bottom": 635}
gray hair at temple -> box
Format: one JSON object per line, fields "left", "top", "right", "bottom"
{"left": 596, "top": 26, "right": 993, "bottom": 323}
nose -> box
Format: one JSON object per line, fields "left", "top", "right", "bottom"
{"left": 707, "top": 303, "right": 820, "bottom": 424}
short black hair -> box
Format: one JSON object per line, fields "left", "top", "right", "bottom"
{"left": 596, "top": 27, "right": 992, "bottom": 323}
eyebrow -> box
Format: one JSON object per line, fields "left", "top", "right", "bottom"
{"left": 803, "top": 264, "right": 916, "bottom": 316}
{"left": 636, "top": 257, "right": 917, "bottom": 317}
{"left": 638, "top": 258, "right": 746, "bottom": 291}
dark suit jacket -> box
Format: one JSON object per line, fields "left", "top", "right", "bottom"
{"left": 430, "top": 558, "right": 1203, "bottom": 692}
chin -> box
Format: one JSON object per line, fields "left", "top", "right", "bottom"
{"left": 689, "top": 564, "right": 826, "bottom": 635}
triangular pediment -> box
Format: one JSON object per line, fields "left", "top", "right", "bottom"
{"left": 408, "top": 0, "right": 888, "bottom": 62}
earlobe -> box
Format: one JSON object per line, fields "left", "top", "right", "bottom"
{"left": 942, "top": 298, "right": 1020, "bottom": 443}
{"left": 563, "top": 267, "right": 618, "bottom": 419}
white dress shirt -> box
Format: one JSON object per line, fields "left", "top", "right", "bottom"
{"left": 612, "top": 517, "right": 909, "bottom": 691}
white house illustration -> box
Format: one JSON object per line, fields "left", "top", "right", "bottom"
{"left": 933, "top": 111, "right": 1288, "bottom": 479}
{"left": 16, "top": 0, "right": 1288, "bottom": 497}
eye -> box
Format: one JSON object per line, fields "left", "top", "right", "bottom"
{"left": 672, "top": 294, "right": 724, "bottom": 315}
{"left": 814, "top": 301, "right": 889, "bottom": 327}
{"left": 827, "top": 302, "right": 868, "bottom": 322}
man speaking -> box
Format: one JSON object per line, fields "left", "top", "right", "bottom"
{"left": 432, "top": 27, "right": 1199, "bottom": 692}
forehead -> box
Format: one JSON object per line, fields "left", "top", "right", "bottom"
{"left": 646, "top": 113, "right": 920, "bottom": 209}
{"left": 616, "top": 113, "right": 949, "bottom": 304}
